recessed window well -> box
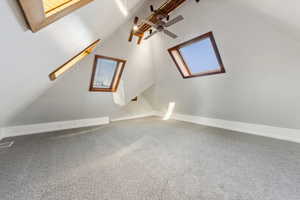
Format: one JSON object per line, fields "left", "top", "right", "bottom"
{"left": 49, "top": 39, "right": 100, "bottom": 81}
{"left": 19, "top": 0, "right": 94, "bottom": 32}
{"left": 43, "top": 0, "right": 79, "bottom": 15}
{"left": 168, "top": 31, "right": 225, "bottom": 78}
{"left": 89, "top": 55, "right": 126, "bottom": 92}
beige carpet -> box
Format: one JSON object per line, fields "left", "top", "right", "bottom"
{"left": 0, "top": 117, "right": 300, "bottom": 200}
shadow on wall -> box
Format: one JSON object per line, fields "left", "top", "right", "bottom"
{"left": 5, "top": 88, "right": 55, "bottom": 126}
{"left": 5, "top": 0, "right": 29, "bottom": 32}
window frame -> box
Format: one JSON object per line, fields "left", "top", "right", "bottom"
{"left": 168, "top": 31, "right": 225, "bottom": 79}
{"left": 89, "top": 55, "right": 126, "bottom": 92}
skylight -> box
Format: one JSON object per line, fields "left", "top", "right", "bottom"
{"left": 49, "top": 39, "right": 100, "bottom": 81}
{"left": 19, "top": 0, "right": 94, "bottom": 32}
{"left": 168, "top": 31, "right": 225, "bottom": 78}
{"left": 89, "top": 55, "right": 126, "bottom": 92}
{"left": 43, "top": 0, "right": 81, "bottom": 16}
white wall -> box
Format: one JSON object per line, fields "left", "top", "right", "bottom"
{"left": 3, "top": 0, "right": 300, "bottom": 131}
{"left": 145, "top": 0, "right": 300, "bottom": 129}
{"left": 5, "top": 13, "right": 155, "bottom": 126}
{"left": 0, "top": 0, "right": 147, "bottom": 127}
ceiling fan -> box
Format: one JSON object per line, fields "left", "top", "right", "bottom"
{"left": 128, "top": 1, "right": 199, "bottom": 44}
{"left": 143, "top": 14, "right": 184, "bottom": 40}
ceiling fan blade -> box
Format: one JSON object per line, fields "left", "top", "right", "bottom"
{"left": 165, "top": 15, "right": 184, "bottom": 27}
{"left": 163, "top": 29, "right": 178, "bottom": 39}
{"left": 144, "top": 30, "right": 158, "bottom": 40}
{"left": 157, "top": 19, "right": 166, "bottom": 26}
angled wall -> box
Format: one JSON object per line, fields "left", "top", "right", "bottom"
{"left": 146, "top": 0, "right": 300, "bottom": 129}
{"left": 5, "top": 12, "right": 155, "bottom": 126}
{"left": 0, "top": 0, "right": 150, "bottom": 128}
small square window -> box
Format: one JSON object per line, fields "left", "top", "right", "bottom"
{"left": 89, "top": 55, "right": 126, "bottom": 92}
{"left": 168, "top": 32, "right": 225, "bottom": 78}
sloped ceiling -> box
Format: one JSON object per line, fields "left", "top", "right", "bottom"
{"left": 1, "top": 0, "right": 300, "bottom": 127}
{"left": 228, "top": 0, "right": 300, "bottom": 40}
{"left": 145, "top": 0, "right": 300, "bottom": 129}
{"left": 0, "top": 0, "right": 145, "bottom": 126}
{"left": 6, "top": 14, "right": 155, "bottom": 126}
{"left": 234, "top": 0, "right": 300, "bottom": 27}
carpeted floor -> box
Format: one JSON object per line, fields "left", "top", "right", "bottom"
{"left": 0, "top": 117, "right": 300, "bottom": 200}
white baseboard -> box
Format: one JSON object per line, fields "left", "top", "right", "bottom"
{"left": 2, "top": 117, "right": 109, "bottom": 139}
{"left": 2, "top": 112, "right": 299, "bottom": 144}
{"left": 110, "top": 112, "right": 156, "bottom": 122}
{"left": 155, "top": 111, "right": 300, "bottom": 144}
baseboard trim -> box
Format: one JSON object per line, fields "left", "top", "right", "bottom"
{"left": 2, "top": 117, "right": 109, "bottom": 139}
{"left": 2, "top": 112, "right": 299, "bottom": 144}
{"left": 110, "top": 112, "right": 156, "bottom": 122}
{"left": 155, "top": 111, "right": 300, "bottom": 144}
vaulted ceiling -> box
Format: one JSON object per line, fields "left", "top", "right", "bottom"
{"left": 227, "top": 0, "right": 300, "bottom": 41}
{"left": 0, "top": 0, "right": 146, "bottom": 126}
{"left": 1, "top": 0, "right": 300, "bottom": 128}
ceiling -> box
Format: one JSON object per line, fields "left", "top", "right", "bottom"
{"left": 0, "top": 0, "right": 146, "bottom": 126}
{"left": 1, "top": 0, "right": 300, "bottom": 127}
{"left": 228, "top": 0, "right": 300, "bottom": 41}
